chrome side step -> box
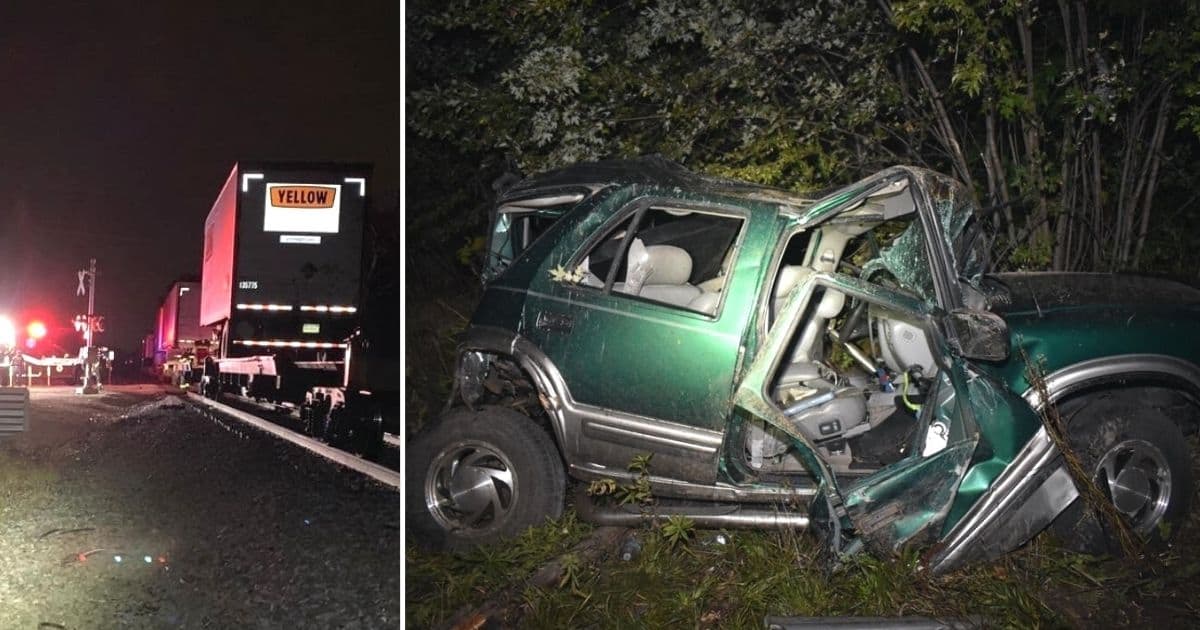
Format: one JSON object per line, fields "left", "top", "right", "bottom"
{"left": 573, "top": 488, "right": 810, "bottom": 529}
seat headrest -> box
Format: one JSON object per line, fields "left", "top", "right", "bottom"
{"left": 775, "top": 265, "right": 811, "bottom": 298}
{"left": 643, "top": 245, "right": 693, "bottom": 285}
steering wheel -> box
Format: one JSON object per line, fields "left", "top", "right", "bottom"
{"left": 836, "top": 263, "right": 900, "bottom": 343}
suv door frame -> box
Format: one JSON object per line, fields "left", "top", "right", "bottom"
{"left": 523, "top": 192, "right": 767, "bottom": 485}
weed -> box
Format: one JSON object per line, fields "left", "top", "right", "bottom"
{"left": 660, "top": 514, "right": 695, "bottom": 548}
{"left": 404, "top": 511, "right": 592, "bottom": 628}
{"left": 585, "top": 453, "right": 654, "bottom": 506}
{"left": 555, "top": 553, "right": 590, "bottom": 597}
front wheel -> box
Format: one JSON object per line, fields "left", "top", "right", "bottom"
{"left": 406, "top": 406, "right": 565, "bottom": 550}
{"left": 1049, "top": 403, "right": 1192, "bottom": 554}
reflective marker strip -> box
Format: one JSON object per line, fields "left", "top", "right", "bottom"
{"left": 233, "top": 340, "right": 347, "bottom": 348}
{"left": 299, "top": 305, "right": 357, "bottom": 313}
{"left": 242, "top": 173, "right": 264, "bottom": 192}
{"left": 235, "top": 304, "right": 293, "bottom": 311}
{"left": 344, "top": 177, "right": 366, "bottom": 196}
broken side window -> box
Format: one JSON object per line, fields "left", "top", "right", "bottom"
{"left": 573, "top": 206, "right": 744, "bottom": 315}
{"left": 485, "top": 192, "right": 587, "bottom": 279}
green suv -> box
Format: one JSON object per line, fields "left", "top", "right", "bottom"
{"left": 408, "top": 156, "right": 1200, "bottom": 572}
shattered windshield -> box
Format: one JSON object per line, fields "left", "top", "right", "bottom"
{"left": 923, "top": 170, "right": 986, "bottom": 284}
{"left": 861, "top": 169, "right": 984, "bottom": 304}
{"left": 876, "top": 220, "right": 934, "bottom": 301}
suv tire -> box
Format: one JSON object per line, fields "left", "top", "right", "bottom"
{"left": 1049, "top": 402, "right": 1192, "bottom": 554}
{"left": 406, "top": 405, "right": 565, "bottom": 550}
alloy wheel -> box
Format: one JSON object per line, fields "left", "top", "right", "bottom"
{"left": 425, "top": 440, "right": 517, "bottom": 532}
{"left": 1094, "top": 438, "right": 1172, "bottom": 536}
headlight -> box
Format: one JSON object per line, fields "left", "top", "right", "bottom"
{"left": 0, "top": 316, "right": 15, "bottom": 348}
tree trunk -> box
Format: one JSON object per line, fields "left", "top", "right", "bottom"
{"left": 1017, "top": 4, "right": 1049, "bottom": 250}
{"left": 878, "top": 0, "right": 975, "bottom": 196}
{"left": 1133, "top": 91, "right": 1171, "bottom": 268}
{"left": 984, "top": 107, "right": 1016, "bottom": 242}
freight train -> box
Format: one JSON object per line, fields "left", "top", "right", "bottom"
{"left": 190, "top": 162, "right": 397, "bottom": 456}
{"left": 148, "top": 277, "right": 206, "bottom": 384}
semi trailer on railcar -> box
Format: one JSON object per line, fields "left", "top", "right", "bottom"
{"left": 198, "top": 162, "right": 394, "bottom": 456}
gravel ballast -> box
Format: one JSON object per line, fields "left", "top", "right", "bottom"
{"left": 0, "top": 386, "right": 400, "bottom": 629}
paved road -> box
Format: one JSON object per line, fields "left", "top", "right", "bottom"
{"left": 0, "top": 385, "right": 400, "bottom": 629}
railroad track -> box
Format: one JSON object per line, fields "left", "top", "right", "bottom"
{"left": 186, "top": 391, "right": 401, "bottom": 489}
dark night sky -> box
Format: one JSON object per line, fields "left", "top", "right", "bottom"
{"left": 0, "top": 2, "right": 399, "bottom": 352}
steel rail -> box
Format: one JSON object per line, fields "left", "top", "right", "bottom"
{"left": 186, "top": 392, "right": 400, "bottom": 490}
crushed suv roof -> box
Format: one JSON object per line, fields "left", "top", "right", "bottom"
{"left": 501, "top": 155, "right": 822, "bottom": 209}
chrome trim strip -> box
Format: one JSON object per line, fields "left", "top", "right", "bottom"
{"left": 576, "top": 497, "right": 810, "bottom": 529}
{"left": 580, "top": 411, "right": 724, "bottom": 455}
{"left": 1021, "top": 354, "right": 1200, "bottom": 409}
{"left": 569, "top": 463, "right": 818, "bottom": 502}
{"left": 929, "top": 426, "right": 1056, "bottom": 573}
{"left": 932, "top": 354, "right": 1200, "bottom": 573}
{"left": 1003, "top": 464, "right": 1079, "bottom": 539}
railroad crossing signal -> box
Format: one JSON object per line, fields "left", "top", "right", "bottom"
{"left": 76, "top": 258, "right": 100, "bottom": 395}
{"left": 73, "top": 315, "right": 104, "bottom": 333}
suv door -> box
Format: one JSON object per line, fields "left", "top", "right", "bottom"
{"left": 525, "top": 195, "right": 771, "bottom": 483}
{"left": 731, "top": 169, "right": 1042, "bottom": 558}
{"left": 732, "top": 271, "right": 999, "bottom": 553}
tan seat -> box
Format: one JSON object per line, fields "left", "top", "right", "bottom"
{"left": 687, "top": 290, "right": 721, "bottom": 315}
{"left": 772, "top": 263, "right": 846, "bottom": 394}
{"left": 630, "top": 243, "right": 702, "bottom": 308}
{"left": 773, "top": 265, "right": 811, "bottom": 321}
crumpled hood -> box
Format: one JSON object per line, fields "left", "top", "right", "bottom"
{"left": 985, "top": 272, "right": 1200, "bottom": 315}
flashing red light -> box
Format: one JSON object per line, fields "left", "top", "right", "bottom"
{"left": 27, "top": 320, "right": 47, "bottom": 340}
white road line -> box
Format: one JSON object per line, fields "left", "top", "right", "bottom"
{"left": 186, "top": 392, "right": 400, "bottom": 490}
{"left": 383, "top": 432, "right": 401, "bottom": 447}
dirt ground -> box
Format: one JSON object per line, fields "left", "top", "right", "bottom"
{"left": 0, "top": 385, "right": 400, "bottom": 629}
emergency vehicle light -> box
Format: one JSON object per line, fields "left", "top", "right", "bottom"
{"left": 298, "top": 305, "right": 357, "bottom": 313}
{"left": 0, "top": 316, "right": 14, "bottom": 347}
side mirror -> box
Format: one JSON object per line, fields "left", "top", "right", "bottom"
{"left": 947, "top": 308, "right": 1010, "bottom": 362}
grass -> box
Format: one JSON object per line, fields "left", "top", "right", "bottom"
{"left": 404, "top": 511, "right": 594, "bottom": 628}
{"left": 0, "top": 451, "right": 60, "bottom": 505}
{"left": 406, "top": 488, "right": 1200, "bottom": 628}
{"left": 511, "top": 527, "right": 1074, "bottom": 628}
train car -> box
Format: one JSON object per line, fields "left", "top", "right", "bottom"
{"left": 198, "top": 162, "right": 386, "bottom": 453}
{"left": 154, "top": 278, "right": 205, "bottom": 382}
